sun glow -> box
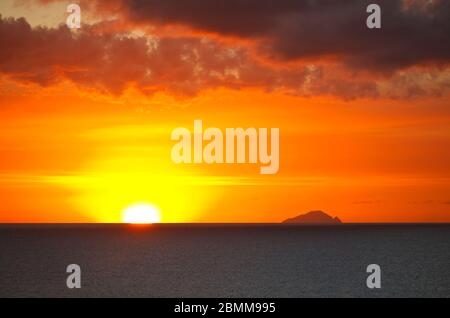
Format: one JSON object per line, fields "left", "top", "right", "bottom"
{"left": 122, "top": 203, "right": 161, "bottom": 224}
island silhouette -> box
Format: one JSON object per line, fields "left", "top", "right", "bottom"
{"left": 282, "top": 210, "right": 342, "bottom": 224}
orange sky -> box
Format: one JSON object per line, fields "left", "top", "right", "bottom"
{"left": 1, "top": 0, "right": 450, "bottom": 223}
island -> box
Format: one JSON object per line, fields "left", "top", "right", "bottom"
{"left": 282, "top": 210, "right": 342, "bottom": 224}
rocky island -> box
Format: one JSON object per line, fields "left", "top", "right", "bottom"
{"left": 282, "top": 210, "right": 342, "bottom": 224}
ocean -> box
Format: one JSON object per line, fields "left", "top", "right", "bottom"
{"left": 0, "top": 224, "right": 449, "bottom": 297}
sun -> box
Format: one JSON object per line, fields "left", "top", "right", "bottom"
{"left": 122, "top": 203, "right": 162, "bottom": 224}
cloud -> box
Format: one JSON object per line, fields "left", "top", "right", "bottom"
{"left": 27, "top": 0, "right": 450, "bottom": 70}
{"left": 0, "top": 16, "right": 256, "bottom": 95}
{"left": 0, "top": 3, "right": 449, "bottom": 99}
{"left": 114, "top": 0, "right": 450, "bottom": 72}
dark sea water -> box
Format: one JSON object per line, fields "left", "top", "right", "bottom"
{"left": 0, "top": 224, "right": 449, "bottom": 298}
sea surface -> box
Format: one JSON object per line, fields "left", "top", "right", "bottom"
{"left": 0, "top": 224, "right": 449, "bottom": 298}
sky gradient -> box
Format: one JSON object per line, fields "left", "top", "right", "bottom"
{"left": 0, "top": 0, "right": 450, "bottom": 223}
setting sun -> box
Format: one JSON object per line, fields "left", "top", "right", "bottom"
{"left": 122, "top": 203, "right": 162, "bottom": 224}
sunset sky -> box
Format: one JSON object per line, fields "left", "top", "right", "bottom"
{"left": 1, "top": 0, "right": 450, "bottom": 223}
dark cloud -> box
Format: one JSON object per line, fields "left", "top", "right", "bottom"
{"left": 0, "top": 15, "right": 379, "bottom": 98}
{"left": 122, "top": 0, "right": 450, "bottom": 71}
{"left": 0, "top": 17, "right": 228, "bottom": 95}
{"left": 0, "top": 16, "right": 255, "bottom": 95}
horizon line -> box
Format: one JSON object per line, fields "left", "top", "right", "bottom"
{"left": 1, "top": 222, "right": 450, "bottom": 225}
